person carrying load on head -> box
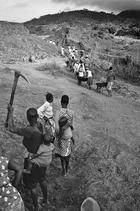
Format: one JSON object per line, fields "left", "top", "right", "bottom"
{"left": 106, "top": 66, "right": 115, "bottom": 97}
{"left": 37, "top": 92, "right": 55, "bottom": 141}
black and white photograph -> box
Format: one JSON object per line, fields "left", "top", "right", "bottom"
{"left": 0, "top": 0, "right": 140, "bottom": 210}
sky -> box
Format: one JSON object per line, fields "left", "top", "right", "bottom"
{"left": 0, "top": 0, "right": 139, "bottom": 23}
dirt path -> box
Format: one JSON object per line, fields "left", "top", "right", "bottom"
{"left": 0, "top": 57, "right": 140, "bottom": 211}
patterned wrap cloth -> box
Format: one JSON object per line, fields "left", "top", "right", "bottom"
{"left": 0, "top": 157, "right": 25, "bottom": 211}
{"left": 58, "top": 137, "right": 72, "bottom": 157}
{"left": 56, "top": 108, "right": 73, "bottom": 157}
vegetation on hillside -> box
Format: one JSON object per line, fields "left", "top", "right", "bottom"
{"left": 0, "top": 21, "right": 59, "bottom": 63}
{"left": 0, "top": 9, "right": 140, "bottom": 211}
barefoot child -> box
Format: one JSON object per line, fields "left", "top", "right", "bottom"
{"left": 57, "top": 116, "right": 74, "bottom": 176}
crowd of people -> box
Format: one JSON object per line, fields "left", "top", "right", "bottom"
{"left": 0, "top": 93, "right": 75, "bottom": 210}
{"left": 64, "top": 45, "right": 115, "bottom": 96}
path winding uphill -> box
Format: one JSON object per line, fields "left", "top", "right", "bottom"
{"left": 0, "top": 57, "right": 140, "bottom": 211}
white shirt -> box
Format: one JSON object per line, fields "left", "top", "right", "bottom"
{"left": 37, "top": 101, "right": 53, "bottom": 119}
{"left": 78, "top": 64, "right": 85, "bottom": 72}
{"left": 32, "top": 143, "right": 54, "bottom": 167}
{"left": 79, "top": 71, "right": 84, "bottom": 77}
{"left": 86, "top": 70, "right": 92, "bottom": 78}
{"left": 74, "top": 63, "right": 79, "bottom": 73}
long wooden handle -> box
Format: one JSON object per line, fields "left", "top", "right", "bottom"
{"left": 5, "top": 73, "right": 19, "bottom": 127}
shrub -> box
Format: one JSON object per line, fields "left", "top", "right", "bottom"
{"left": 114, "top": 60, "right": 140, "bottom": 84}
{"left": 36, "top": 61, "right": 65, "bottom": 76}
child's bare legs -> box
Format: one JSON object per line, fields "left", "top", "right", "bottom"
{"left": 60, "top": 155, "right": 71, "bottom": 176}
{"left": 108, "top": 90, "right": 112, "bottom": 97}
{"left": 31, "top": 187, "right": 39, "bottom": 211}
{"left": 65, "top": 155, "right": 70, "bottom": 174}
{"left": 30, "top": 166, "right": 47, "bottom": 210}
{"left": 71, "top": 137, "right": 75, "bottom": 145}
{"left": 39, "top": 180, "right": 48, "bottom": 206}
{"left": 60, "top": 156, "right": 66, "bottom": 175}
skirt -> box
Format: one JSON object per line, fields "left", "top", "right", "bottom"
{"left": 55, "top": 138, "right": 72, "bottom": 157}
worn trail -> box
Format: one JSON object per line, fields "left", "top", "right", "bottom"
{"left": 0, "top": 58, "right": 140, "bottom": 210}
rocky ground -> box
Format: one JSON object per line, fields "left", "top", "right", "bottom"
{"left": 0, "top": 56, "right": 140, "bottom": 211}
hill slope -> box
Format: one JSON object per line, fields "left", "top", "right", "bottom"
{"left": 118, "top": 10, "right": 140, "bottom": 20}
{"left": 24, "top": 10, "right": 116, "bottom": 26}
{"left": 24, "top": 10, "right": 140, "bottom": 84}
{"left": 0, "top": 59, "right": 140, "bottom": 211}
{"left": 0, "top": 21, "right": 58, "bottom": 63}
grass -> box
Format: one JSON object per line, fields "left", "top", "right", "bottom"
{"left": 115, "top": 63, "right": 140, "bottom": 85}
{"left": 36, "top": 61, "right": 75, "bottom": 79}
{"left": 71, "top": 134, "right": 140, "bottom": 211}
{"left": 36, "top": 61, "right": 65, "bottom": 76}
{"left": 0, "top": 22, "right": 59, "bottom": 63}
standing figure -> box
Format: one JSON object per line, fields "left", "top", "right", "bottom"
{"left": 106, "top": 67, "right": 115, "bottom": 97}
{"left": 77, "top": 61, "right": 85, "bottom": 85}
{"left": 37, "top": 92, "right": 55, "bottom": 139}
{"left": 74, "top": 62, "right": 79, "bottom": 78}
{"left": 8, "top": 106, "right": 47, "bottom": 211}
{"left": 55, "top": 95, "right": 74, "bottom": 176}
{"left": 86, "top": 68, "right": 93, "bottom": 89}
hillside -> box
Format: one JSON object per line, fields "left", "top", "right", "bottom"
{"left": 0, "top": 21, "right": 58, "bottom": 63}
{"left": 24, "top": 9, "right": 140, "bottom": 27}
{"left": 0, "top": 57, "right": 140, "bottom": 211}
{"left": 24, "top": 9, "right": 140, "bottom": 84}
{"left": 24, "top": 9, "right": 140, "bottom": 38}
{"left": 118, "top": 10, "right": 140, "bottom": 20}
{"left": 0, "top": 9, "right": 140, "bottom": 211}
{"left": 24, "top": 10, "right": 116, "bottom": 26}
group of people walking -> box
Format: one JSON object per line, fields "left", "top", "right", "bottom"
{"left": 67, "top": 54, "right": 115, "bottom": 96}
{"left": 64, "top": 45, "right": 116, "bottom": 96}
{"left": 73, "top": 59, "right": 93, "bottom": 89}
{"left": 66, "top": 56, "right": 93, "bottom": 89}
{"left": 0, "top": 93, "right": 74, "bottom": 211}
